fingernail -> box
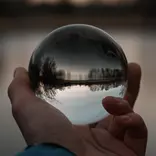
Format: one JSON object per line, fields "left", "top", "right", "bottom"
{"left": 124, "top": 95, "right": 128, "bottom": 101}
{"left": 124, "top": 93, "right": 130, "bottom": 101}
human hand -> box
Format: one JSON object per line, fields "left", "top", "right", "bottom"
{"left": 8, "top": 63, "right": 147, "bottom": 156}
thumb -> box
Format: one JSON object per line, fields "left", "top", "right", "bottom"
{"left": 8, "top": 68, "right": 85, "bottom": 156}
{"left": 8, "top": 67, "right": 34, "bottom": 107}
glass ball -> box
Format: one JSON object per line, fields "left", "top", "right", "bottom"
{"left": 28, "top": 24, "right": 128, "bottom": 125}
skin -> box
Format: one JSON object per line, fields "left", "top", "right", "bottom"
{"left": 8, "top": 63, "right": 147, "bottom": 156}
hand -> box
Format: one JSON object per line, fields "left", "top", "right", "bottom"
{"left": 8, "top": 63, "right": 147, "bottom": 156}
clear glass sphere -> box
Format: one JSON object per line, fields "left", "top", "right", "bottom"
{"left": 28, "top": 24, "right": 128, "bottom": 125}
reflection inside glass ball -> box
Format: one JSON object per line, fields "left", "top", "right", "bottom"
{"left": 29, "top": 24, "right": 128, "bottom": 125}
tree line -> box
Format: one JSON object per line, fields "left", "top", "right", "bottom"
{"left": 36, "top": 56, "right": 125, "bottom": 98}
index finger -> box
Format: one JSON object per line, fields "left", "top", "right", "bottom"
{"left": 124, "top": 63, "right": 141, "bottom": 108}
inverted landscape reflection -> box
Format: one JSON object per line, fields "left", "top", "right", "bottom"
{"left": 29, "top": 24, "right": 128, "bottom": 125}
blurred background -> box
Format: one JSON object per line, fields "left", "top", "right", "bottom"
{"left": 0, "top": 0, "right": 155, "bottom": 155}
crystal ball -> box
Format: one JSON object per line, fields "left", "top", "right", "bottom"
{"left": 28, "top": 24, "right": 128, "bottom": 125}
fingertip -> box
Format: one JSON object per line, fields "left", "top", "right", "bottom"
{"left": 126, "top": 63, "right": 142, "bottom": 107}
{"left": 14, "top": 67, "right": 28, "bottom": 78}
{"left": 102, "top": 96, "right": 113, "bottom": 103}
{"left": 12, "top": 67, "right": 30, "bottom": 86}
{"left": 102, "top": 96, "right": 115, "bottom": 108}
{"left": 102, "top": 97, "right": 121, "bottom": 115}
{"left": 102, "top": 97, "right": 132, "bottom": 115}
{"left": 128, "top": 62, "right": 141, "bottom": 70}
{"left": 128, "top": 63, "right": 141, "bottom": 78}
{"left": 8, "top": 67, "right": 34, "bottom": 104}
{"left": 102, "top": 96, "right": 123, "bottom": 106}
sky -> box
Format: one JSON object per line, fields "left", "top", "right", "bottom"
{"left": 33, "top": 25, "right": 124, "bottom": 77}
{"left": 44, "top": 84, "right": 126, "bottom": 125}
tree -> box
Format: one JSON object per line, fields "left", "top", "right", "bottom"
{"left": 40, "top": 56, "right": 57, "bottom": 85}
{"left": 67, "top": 71, "right": 71, "bottom": 80}
{"left": 79, "top": 74, "right": 82, "bottom": 80}
{"left": 101, "top": 68, "right": 105, "bottom": 79}
{"left": 56, "top": 70, "right": 65, "bottom": 80}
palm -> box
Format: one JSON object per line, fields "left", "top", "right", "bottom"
{"left": 74, "top": 117, "right": 137, "bottom": 156}
{"left": 79, "top": 129, "right": 135, "bottom": 156}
